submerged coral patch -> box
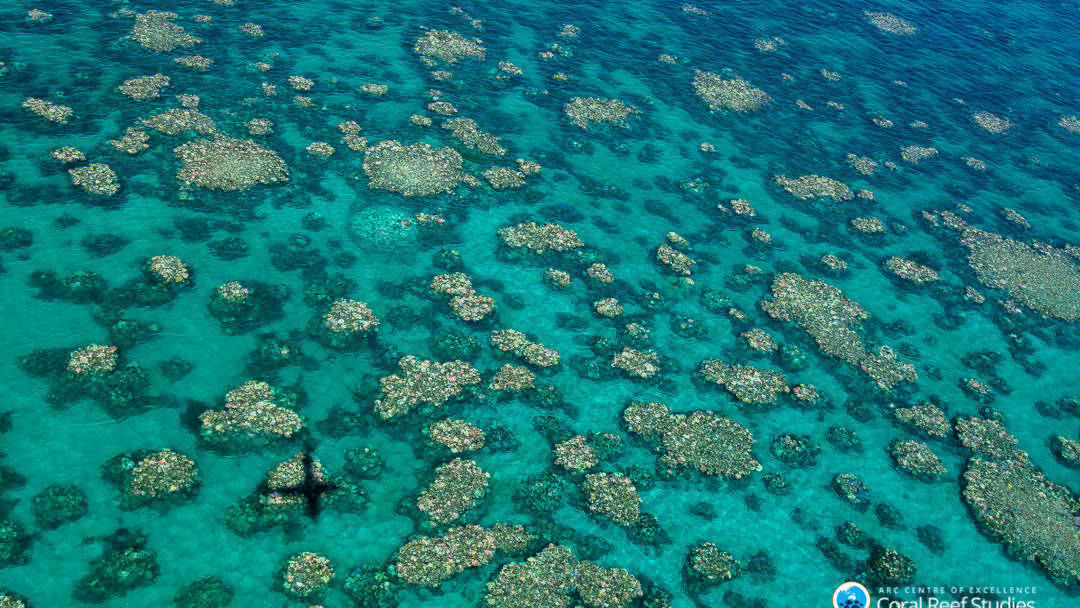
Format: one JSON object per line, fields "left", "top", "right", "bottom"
{"left": 363, "top": 140, "right": 467, "bottom": 196}
{"left": 174, "top": 135, "right": 289, "bottom": 191}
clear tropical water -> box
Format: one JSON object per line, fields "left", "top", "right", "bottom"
{"left": 1, "top": 1, "right": 1079, "bottom": 607}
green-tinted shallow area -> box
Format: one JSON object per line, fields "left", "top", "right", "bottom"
{"left": 1, "top": 1, "right": 1079, "bottom": 607}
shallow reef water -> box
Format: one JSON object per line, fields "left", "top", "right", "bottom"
{"left": 1, "top": 1, "right": 1080, "bottom": 607}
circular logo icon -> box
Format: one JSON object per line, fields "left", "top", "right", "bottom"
{"left": 833, "top": 581, "right": 870, "bottom": 608}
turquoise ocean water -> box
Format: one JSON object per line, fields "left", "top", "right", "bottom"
{"left": 1, "top": 1, "right": 1079, "bottom": 607}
